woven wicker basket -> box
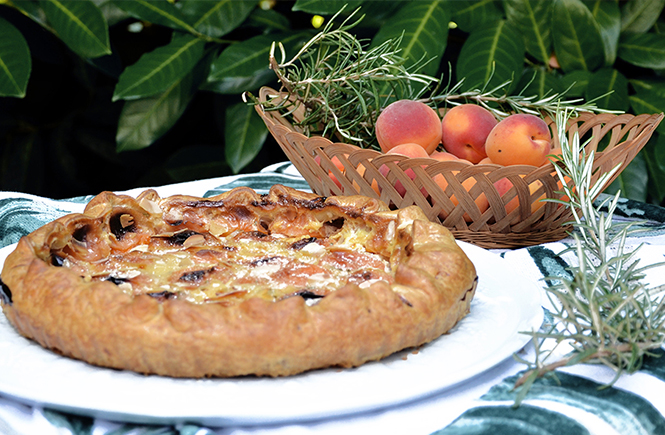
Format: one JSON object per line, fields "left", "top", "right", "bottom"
{"left": 255, "top": 87, "right": 663, "bottom": 249}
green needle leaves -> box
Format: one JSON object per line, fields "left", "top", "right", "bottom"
{"left": 514, "top": 109, "right": 665, "bottom": 401}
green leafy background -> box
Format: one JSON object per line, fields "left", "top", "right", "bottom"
{"left": 1, "top": 0, "right": 665, "bottom": 205}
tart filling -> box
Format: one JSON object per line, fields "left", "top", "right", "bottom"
{"left": 0, "top": 185, "right": 478, "bottom": 378}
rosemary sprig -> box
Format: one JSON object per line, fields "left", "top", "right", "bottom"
{"left": 252, "top": 7, "right": 436, "bottom": 149}
{"left": 247, "top": 8, "right": 620, "bottom": 150}
{"left": 426, "top": 74, "right": 621, "bottom": 120}
{"left": 513, "top": 109, "right": 665, "bottom": 405}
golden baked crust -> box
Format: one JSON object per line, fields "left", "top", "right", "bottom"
{"left": 0, "top": 185, "right": 477, "bottom": 378}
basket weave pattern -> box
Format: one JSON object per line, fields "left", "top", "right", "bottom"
{"left": 256, "top": 87, "right": 664, "bottom": 249}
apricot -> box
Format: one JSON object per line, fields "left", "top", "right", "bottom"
{"left": 494, "top": 177, "right": 546, "bottom": 223}
{"left": 549, "top": 146, "right": 564, "bottom": 161}
{"left": 430, "top": 151, "right": 462, "bottom": 162}
{"left": 429, "top": 153, "right": 488, "bottom": 221}
{"left": 478, "top": 156, "right": 499, "bottom": 165}
{"left": 378, "top": 143, "right": 430, "bottom": 196}
{"left": 485, "top": 114, "right": 552, "bottom": 167}
{"left": 441, "top": 104, "right": 497, "bottom": 163}
{"left": 376, "top": 100, "right": 442, "bottom": 154}
{"left": 354, "top": 162, "right": 381, "bottom": 196}
{"left": 314, "top": 155, "right": 346, "bottom": 189}
{"left": 555, "top": 175, "right": 573, "bottom": 204}
{"left": 435, "top": 176, "right": 489, "bottom": 222}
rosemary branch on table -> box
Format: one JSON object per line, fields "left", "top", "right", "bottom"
{"left": 247, "top": 4, "right": 665, "bottom": 406}
{"left": 512, "top": 109, "right": 665, "bottom": 405}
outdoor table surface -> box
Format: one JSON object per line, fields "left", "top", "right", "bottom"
{"left": 1, "top": 162, "right": 665, "bottom": 435}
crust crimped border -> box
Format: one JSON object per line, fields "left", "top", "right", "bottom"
{"left": 0, "top": 185, "right": 477, "bottom": 378}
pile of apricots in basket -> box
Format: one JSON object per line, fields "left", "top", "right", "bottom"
{"left": 321, "top": 99, "right": 563, "bottom": 220}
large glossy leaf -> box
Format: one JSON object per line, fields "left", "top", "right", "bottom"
{"left": 446, "top": 0, "right": 503, "bottom": 33}
{"left": 583, "top": 0, "right": 620, "bottom": 65}
{"left": 629, "top": 92, "right": 665, "bottom": 135}
{"left": 349, "top": 1, "right": 406, "bottom": 29}
{"left": 178, "top": 0, "right": 255, "bottom": 39}
{"left": 111, "top": 0, "right": 193, "bottom": 32}
{"left": 620, "top": 0, "right": 665, "bottom": 33}
{"left": 371, "top": 1, "right": 449, "bottom": 77}
{"left": 246, "top": 9, "right": 291, "bottom": 32}
{"left": 206, "top": 32, "right": 308, "bottom": 94}
{"left": 630, "top": 78, "right": 665, "bottom": 97}
{"left": 644, "top": 133, "right": 665, "bottom": 204}
{"left": 655, "top": 18, "right": 665, "bottom": 34}
{"left": 115, "top": 53, "right": 211, "bottom": 151}
{"left": 456, "top": 20, "right": 525, "bottom": 93}
{"left": 225, "top": 102, "right": 269, "bottom": 174}
{"left": 516, "top": 66, "right": 563, "bottom": 99}
{"left": 113, "top": 34, "right": 205, "bottom": 101}
{"left": 606, "top": 152, "right": 648, "bottom": 202}
{"left": 504, "top": 0, "right": 553, "bottom": 64}
{"left": 0, "top": 17, "right": 31, "bottom": 98}
{"left": 95, "top": 0, "right": 132, "bottom": 27}
{"left": 618, "top": 33, "right": 665, "bottom": 70}
{"left": 584, "top": 68, "right": 628, "bottom": 111}
{"left": 292, "top": 0, "right": 365, "bottom": 14}
{"left": 560, "top": 69, "right": 591, "bottom": 97}
{"left": 40, "top": 0, "right": 111, "bottom": 58}
{"left": 551, "top": 0, "right": 604, "bottom": 72}
{"left": 12, "top": 1, "right": 47, "bottom": 24}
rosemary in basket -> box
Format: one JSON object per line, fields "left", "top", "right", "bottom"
{"left": 246, "top": 7, "right": 618, "bottom": 151}
{"left": 512, "top": 109, "right": 665, "bottom": 404}
{"left": 246, "top": 7, "right": 436, "bottom": 149}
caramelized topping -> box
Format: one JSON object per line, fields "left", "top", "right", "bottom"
{"left": 45, "top": 187, "right": 397, "bottom": 306}
{"left": 110, "top": 213, "right": 135, "bottom": 240}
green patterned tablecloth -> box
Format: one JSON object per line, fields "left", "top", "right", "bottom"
{"left": 1, "top": 162, "right": 665, "bottom": 435}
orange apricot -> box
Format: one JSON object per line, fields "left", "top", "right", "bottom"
{"left": 314, "top": 155, "right": 346, "bottom": 188}
{"left": 429, "top": 152, "right": 488, "bottom": 222}
{"left": 378, "top": 143, "right": 430, "bottom": 196}
{"left": 376, "top": 100, "right": 442, "bottom": 154}
{"left": 478, "top": 156, "right": 500, "bottom": 165}
{"left": 354, "top": 162, "right": 381, "bottom": 196}
{"left": 485, "top": 114, "right": 552, "bottom": 167}
{"left": 429, "top": 151, "right": 460, "bottom": 193}
{"left": 494, "top": 177, "right": 546, "bottom": 223}
{"left": 441, "top": 104, "right": 497, "bottom": 163}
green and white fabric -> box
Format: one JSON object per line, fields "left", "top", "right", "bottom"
{"left": 1, "top": 162, "right": 665, "bottom": 435}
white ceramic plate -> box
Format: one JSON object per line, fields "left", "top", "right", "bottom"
{"left": 0, "top": 241, "right": 543, "bottom": 426}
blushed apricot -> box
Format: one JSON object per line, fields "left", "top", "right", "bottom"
{"left": 430, "top": 151, "right": 460, "bottom": 193}
{"left": 441, "top": 104, "right": 497, "bottom": 163}
{"left": 314, "top": 155, "right": 346, "bottom": 188}
{"left": 478, "top": 156, "right": 500, "bottom": 165}
{"left": 429, "top": 152, "right": 488, "bottom": 222}
{"left": 378, "top": 143, "right": 430, "bottom": 196}
{"left": 354, "top": 162, "right": 381, "bottom": 196}
{"left": 376, "top": 100, "right": 442, "bottom": 154}
{"left": 494, "top": 177, "right": 546, "bottom": 223}
{"left": 485, "top": 114, "right": 552, "bottom": 167}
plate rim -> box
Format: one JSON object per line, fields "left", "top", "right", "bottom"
{"left": 0, "top": 241, "right": 544, "bottom": 426}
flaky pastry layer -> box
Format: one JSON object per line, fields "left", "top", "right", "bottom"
{"left": 0, "top": 185, "right": 477, "bottom": 377}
